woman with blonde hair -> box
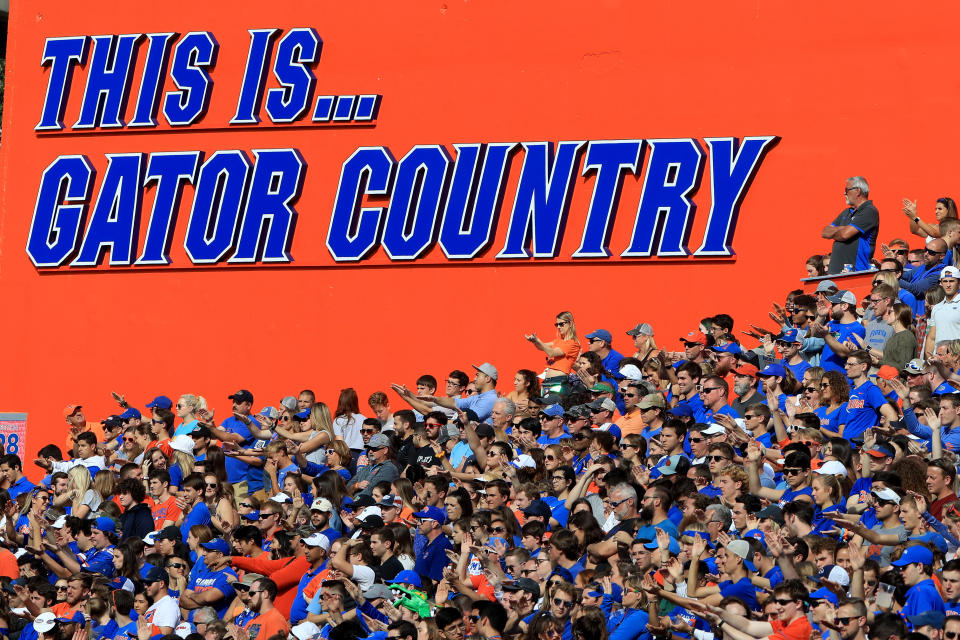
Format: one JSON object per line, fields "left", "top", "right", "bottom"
{"left": 525, "top": 310, "right": 581, "bottom": 396}
{"left": 173, "top": 394, "right": 206, "bottom": 436}
{"left": 628, "top": 323, "right": 659, "bottom": 361}
{"left": 277, "top": 401, "right": 337, "bottom": 464}
{"left": 92, "top": 469, "right": 115, "bottom": 506}
{"left": 65, "top": 466, "right": 101, "bottom": 519}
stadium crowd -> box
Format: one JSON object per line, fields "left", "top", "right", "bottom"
{"left": 5, "top": 177, "right": 960, "bottom": 640}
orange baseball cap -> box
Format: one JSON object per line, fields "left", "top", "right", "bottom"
{"left": 732, "top": 363, "right": 759, "bottom": 377}
{"left": 62, "top": 404, "right": 82, "bottom": 417}
{"left": 680, "top": 331, "right": 707, "bottom": 345}
{"left": 876, "top": 365, "right": 899, "bottom": 381}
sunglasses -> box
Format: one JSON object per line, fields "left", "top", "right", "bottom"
{"left": 803, "top": 386, "right": 817, "bottom": 393}
{"left": 553, "top": 598, "right": 574, "bottom": 609}
{"left": 893, "top": 249, "right": 909, "bottom": 255}
{"left": 361, "top": 429, "right": 376, "bottom": 434}
{"left": 239, "top": 502, "right": 253, "bottom": 508}
{"left": 468, "top": 615, "right": 480, "bottom": 623}
{"left": 554, "top": 322, "right": 568, "bottom": 327}
{"left": 205, "top": 482, "right": 218, "bottom": 488}
{"left": 623, "top": 393, "right": 639, "bottom": 398}
{"left": 545, "top": 455, "right": 556, "bottom": 461}
{"left": 56, "top": 586, "right": 68, "bottom": 591}
{"left": 706, "top": 455, "right": 729, "bottom": 462}
{"left": 491, "top": 526, "right": 506, "bottom": 533}
{"left": 782, "top": 467, "right": 806, "bottom": 476}
{"left": 698, "top": 386, "right": 723, "bottom": 393}
{"left": 168, "top": 563, "right": 186, "bottom": 569}
{"left": 259, "top": 513, "right": 278, "bottom": 519}
{"left": 774, "top": 598, "right": 796, "bottom": 606}
{"left": 689, "top": 437, "right": 705, "bottom": 444}
{"left": 836, "top": 618, "right": 856, "bottom": 626}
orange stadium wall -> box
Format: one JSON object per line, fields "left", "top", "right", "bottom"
{"left": 0, "top": 1, "right": 954, "bottom": 479}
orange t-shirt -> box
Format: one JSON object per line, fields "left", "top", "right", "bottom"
{"left": 148, "top": 495, "right": 182, "bottom": 529}
{"left": 545, "top": 337, "right": 581, "bottom": 374}
{"left": 0, "top": 549, "right": 19, "bottom": 579}
{"left": 769, "top": 615, "right": 812, "bottom": 640}
{"left": 245, "top": 607, "right": 290, "bottom": 640}
{"left": 615, "top": 408, "right": 646, "bottom": 436}
{"left": 51, "top": 602, "right": 80, "bottom": 618}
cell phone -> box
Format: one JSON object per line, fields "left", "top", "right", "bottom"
{"left": 876, "top": 582, "right": 894, "bottom": 609}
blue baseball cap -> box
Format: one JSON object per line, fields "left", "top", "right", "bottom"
{"left": 710, "top": 342, "right": 742, "bottom": 354}
{"left": 585, "top": 329, "right": 613, "bottom": 344}
{"left": 669, "top": 404, "right": 694, "bottom": 418}
{"left": 389, "top": 570, "right": 422, "bottom": 588}
{"left": 758, "top": 363, "right": 786, "bottom": 378}
{"left": 635, "top": 525, "right": 657, "bottom": 542}
{"left": 655, "top": 454, "right": 684, "bottom": 476}
{"left": 742, "top": 529, "right": 766, "bottom": 550}
{"left": 549, "top": 567, "right": 574, "bottom": 583}
{"left": 643, "top": 537, "right": 681, "bottom": 555}
{"left": 778, "top": 328, "right": 801, "bottom": 343}
{"left": 200, "top": 538, "right": 230, "bottom": 555}
{"left": 145, "top": 395, "right": 173, "bottom": 410}
{"left": 891, "top": 545, "right": 934, "bottom": 567}
{"left": 119, "top": 407, "right": 142, "bottom": 421}
{"left": 412, "top": 506, "right": 446, "bottom": 525}
{"left": 295, "top": 409, "right": 311, "bottom": 421}
{"left": 539, "top": 404, "right": 565, "bottom": 418}
{"left": 809, "top": 587, "right": 838, "bottom": 607}
{"left": 909, "top": 532, "right": 948, "bottom": 554}
{"left": 908, "top": 611, "right": 947, "bottom": 628}
{"left": 92, "top": 517, "right": 116, "bottom": 534}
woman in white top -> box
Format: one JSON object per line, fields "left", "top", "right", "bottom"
{"left": 277, "top": 402, "right": 337, "bottom": 465}
{"left": 63, "top": 466, "right": 101, "bottom": 519}
{"left": 333, "top": 388, "right": 366, "bottom": 452}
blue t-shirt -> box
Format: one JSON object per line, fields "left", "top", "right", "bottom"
{"left": 719, "top": 577, "right": 759, "bottom": 611}
{"left": 821, "top": 321, "right": 866, "bottom": 372}
{"left": 220, "top": 416, "right": 257, "bottom": 483}
{"left": 778, "top": 486, "right": 812, "bottom": 508}
{"left": 188, "top": 565, "right": 238, "bottom": 618}
{"left": 181, "top": 502, "right": 211, "bottom": 540}
{"left": 785, "top": 359, "right": 811, "bottom": 381}
{"left": 816, "top": 404, "right": 848, "bottom": 434}
{"left": 7, "top": 476, "right": 36, "bottom": 501}
{"left": 415, "top": 533, "right": 453, "bottom": 581}
{"left": 844, "top": 381, "right": 888, "bottom": 441}
{"left": 902, "top": 578, "right": 945, "bottom": 617}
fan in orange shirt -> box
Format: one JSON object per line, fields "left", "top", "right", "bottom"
{"left": 241, "top": 577, "right": 290, "bottom": 640}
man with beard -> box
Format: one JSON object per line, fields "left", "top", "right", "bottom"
{"left": 587, "top": 483, "right": 639, "bottom": 558}
{"left": 731, "top": 362, "right": 765, "bottom": 418}
{"left": 640, "top": 484, "right": 678, "bottom": 537}
{"left": 308, "top": 498, "right": 341, "bottom": 543}
{"left": 831, "top": 599, "right": 868, "bottom": 640}
{"left": 810, "top": 290, "right": 866, "bottom": 373}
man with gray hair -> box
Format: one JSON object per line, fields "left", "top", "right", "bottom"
{"left": 822, "top": 175, "right": 879, "bottom": 274}
{"left": 491, "top": 398, "right": 516, "bottom": 433}
{"left": 586, "top": 483, "right": 639, "bottom": 558}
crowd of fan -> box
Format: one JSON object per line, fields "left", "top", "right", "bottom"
{"left": 5, "top": 184, "right": 960, "bottom": 640}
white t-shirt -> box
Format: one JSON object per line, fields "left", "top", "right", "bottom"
{"left": 146, "top": 594, "right": 180, "bottom": 631}
{"left": 334, "top": 413, "right": 367, "bottom": 449}
{"left": 931, "top": 293, "right": 960, "bottom": 341}
{"left": 351, "top": 564, "right": 376, "bottom": 590}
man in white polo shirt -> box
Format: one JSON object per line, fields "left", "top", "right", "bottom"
{"left": 926, "top": 266, "right": 960, "bottom": 357}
